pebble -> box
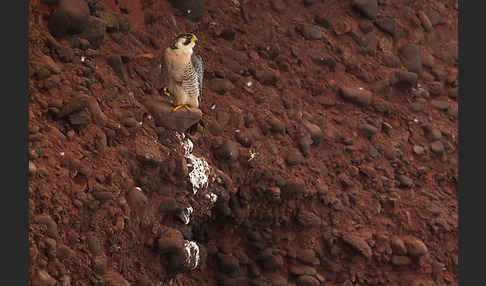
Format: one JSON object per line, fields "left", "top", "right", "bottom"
{"left": 299, "top": 24, "right": 325, "bottom": 40}
{"left": 284, "top": 179, "right": 306, "bottom": 197}
{"left": 339, "top": 86, "right": 373, "bottom": 106}
{"left": 267, "top": 116, "right": 286, "bottom": 133}
{"left": 391, "top": 255, "right": 412, "bottom": 266}
{"left": 418, "top": 11, "right": 433, "bottom": 32}
{"left": 34, "top": 215, "right": 58, "bottom": 238}
{"left": 303, "top": 120, "right": 323, "bottom": 145}
{"left": 285, "top": 148, "right": 304, "bottom": 166}
{"left": 375, "top": 16, "right": 396, "bottom": 36}
{"left": 297, "top": 210, "right": 322, "bottom": 227}
{"left": 395, "top": 70, "right": 418, "bottom": 86}
{"left": 430, "top": 100, "right": 449, "bottom": 110}
{"left": 296, "top": 275, "right": 320, "bottom": 286}
{"left": 399, "top": 43, "right": 422, "bottom": 74}
{"left": 215, "top": 140, "right": 240, "bottom": 162}
{"left": 86, "top": 233, "right": 102, "bottom": 256}
{"left": 270, "top": 0, "right": 286, "bottom": 12}
{"left": 424, "top": 126, "right": 442, "bottom": 141}
{"left": 47, "top": 0, "right": 90, "bottom": 37}
{"left": 257, "top": 250, "right": 284, "bottom": 270}
{"left": 428, "top": 81, "right": 444, "bottom": 96}
{"left": 410, "top": 101, "right": 425, "bottom": 112}
{"left": 360, "top": 123, "right": 378, "bottom": 138}
{"left": 342, "top": 233, "right": 372, "bottom": 259}
{"left": 217, "top": 253, "right": 240, "bottom": 273}
{"left": 296, "top": 249, "right": 320, "bottom": 266}
{"left": 412, "top": 145, "right": 425, "bottom": 155}
{"left": 32, "top": 270, "right": 57, "bottom": 286}
{"left": 289, "top": 265, "right": 317, "bottom": 276}
{"left": 390, "top": 236, "right": 407, "bottom": 255}
{"left": 403, "top": 236, "right": 428, "bottom": 257}
{"left": 353, "top": 0, "right": 378, "bottom": 20}
{"left": 430, "top": 141, "right": 444, "bottom": 154}
{"left": 29, "top": 161, "right": 37, "bottom": 175}
{"left": 126, "top": 187, "right": 148, "bottom": 215}
{"left": 397, "top": 175, "right": 413, "bottom": 188}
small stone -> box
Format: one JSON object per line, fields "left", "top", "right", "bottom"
{"left": 267, "top": 116, "right": 286, "bottom": 133}
{"left": 413, "top": 145, "right": 425, "bottom": 155}
{"left": 395, "top": 70, "right": 418, "bottom": 86}
{"left": 235, "top": 129, "right": 253, "bottom": 147}
{"left": 297, "top": 210, "right": 321, "bottom": 227}
{"left": 391, "top": 236, "right": 407, "bottom": 255}
{"left": 289, "top": 265, "right": 317, "bottom": 276}
{"left": 296, "top": 275, "right": 320, "bottom": 286}
{"left": 34, "top": 215, "right": 58, "bottom": 238}
{"left": 428, "top": 81, "right": 444, "bottom": 97}
{"left": 430, "top": 100, "right": 449, "bottom": 110}
{"left": 303, "top": 120, "right": 323, "bottom": 145}
{"left": 86, "top": 233, "right": 102, "bottom": 256}
{"left": 47, "top": 0, "right": 90, "bottom": 37}
{"left": 257, "top": 250, "right": 283, "bottom": 270}
{"left": 296, "top": 249, "right": 320, "bottom": 266}
{"left": 270, "top": 0, "right": 286, "bottom": 12}
{"left": 158, "top": 227, "right": 185, "bottom": 254}
{"left": 342, "top": 233, "right": 372, "bottom": 259}
{"left": 32, "top": 270, "right": 57, "bottom": 286}
{"left": 339, "top": 86, "right": 373, "bottom": 106}
{"left": 299, "top": 24, "right": 324, "bottom": 40}
{"left": 430, "top": 141, "right": 444, "bottom": 154}
{"left": 360, "top": 123, "right": 378, "bottom": 138}
{"left": 353, "top": 0, "right": 378, "bottom": 20}
{"left": 210, "top": 78, "right": 235, "bottom": 94}
{"left": 285, "top": 148, "right": 304, "bottom": 166}
{"left": 397, "top": 175, "right": 413, "bottom": 188}
{"left": 391, "top": 255, "right": 412, "bottom": 266}
{"left": 284, "top": 179, "right": 306, "bottom": 197}
{"left": 29, "top": 161, "right": 37, "bottom": 175}
{"left": 126, "top": 187, "right": 148, "bottom": 215}
{"left": 403, "top": 236, "right": 428, "bottom": 257}
{"left": 58, "top": 94, "right": 90, "bottom": 118}
{"left": 375, "top": 17, "right": 396, "bottom": 36}
{"left": 215, "top": 140, "right": 240, "bottom": 162}
{"left": 418, "top": 11, "right": 433, "bottom": 32}
{"left": 217, "top": 253, "right": 240, "bottom": 273}
{"left": 400, "top": 43, "right": 422, "bottom": 74}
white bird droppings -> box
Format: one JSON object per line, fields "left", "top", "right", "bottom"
{"left": 183, "top": 206, "right": 193, "bottom": 225}
{"left": 177, "top": 133, "right": 211, "bottom": 195}
{"left": 184, "top": 241, "right": 200, "bottom": 270}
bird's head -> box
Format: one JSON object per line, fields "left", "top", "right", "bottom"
{"left": 172, "top": 33, "right": 198, "bottom": 50}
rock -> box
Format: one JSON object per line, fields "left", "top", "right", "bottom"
{"left": 215, "top": 140, "right": 240, "bottom": 162}
{"left": 360, "top": 123, "right": 378, "bottom": 138}
{"left": 338, "top": 173, "right": 353, "bottom": 188}
{"left": 397, "top": 175, "right": 413, "bottom": 188}
{"left": 79, "top": 16, "right": 106, "bottom": 49}
{"left": 391, "top": 255, "right": 412, "bottom": 266}
{"left": 93, "top": 256, "right": 108, "bottom": 275}
{"left": 106, "top": 55, "right": 128, "bottom": 83}
{"left": 391, "top": 236, "right": 407, "bottom": 255}
{"left": 34, "top": 215, "right": 58, "bottom": 238}
{"left": 412, "top": 145, "right": 425, "bottom": 155}
{"left": 430, "top": 100, "right": 449, "bottom": 110}
{"left": 315, "top": 14, "right": 332, "bottom": 29}
{"left": 144, "top": 98, "right": 202, "bottom": 132}
{"left": 403, "top": 236, "right": 428, "bottom": 257}
{"left": 297, "top": 210, "right": 321, "bottom": 227}
{"left": 267, "top": 116, "right": 286, "bottom": 133}
{"left": 418, "top": 11, "right": 433, "bottom": 32}
{"left": 158, "top": 227, "right": 185, "bottom": 254}
{"left": 296, "top": 249, "right": 320, "bottom": 266}
{"left": 382, "top": 52, "right": 401, "bottom": 68}
{"left": 353, "top": 0, "right": 378, "bottom": 20}
{"left": 257, "top": 250, "right": 283, "bottom": 270}
{"left": 235, "top": 129, "right": 253, "bottom": 147}
{"left": 289, "top": 265, "right": 317, "bottom": 276}
{"left": 284, "top": 179, "right": 306, "bottom": 197}
{"left": 375, "top": 17, "right": 396, "bottom": 36}
{"left": 339, "top": 86, "right": 373, "bottom": 106}
{"left": 98, "top": 11, "right": 120, "bottom": 33}
{"left": 400, "top": 44, "right": 422, "bottom": 74}
{"left": 126, "top": 187, "right": 148, "bottom": 216}
{"left": 218, "top": 253, "right": 240, "bottom": 273}
{"left": 395, "top": 70, "right": 418, "bottom": 86}
{"left": 57, "top": 244, "right": 74, "bottom": 261}
{"left": 57, "top": 94, "right": 90, "bottom": 118}
{"left": 424, "top": 6, "right": 443, "bottom": 26}
{"left": 424, "top": 126, "right": 442, "bottom": 141}
{"left": 48, "top": 0, "right": 90, "bottom": 37}
{"left": 299, "top": 24, "right": 325, "bottom": 40}
{"left": 285, "top": 148, "right": 304, "bottom": 166}
{"left": 103, "top": 271, "right": 130, "bottom": 286}
{"left": 296, "top": 275, "right": 320, "bottom": 286}
{"left": 359, "top": 19, "right": 373, "bottom": 33}
{"left": 430, "top": 141, "right": 444, "bottom": 154}
{"left": 303, "top": 120, "right": 323, "bottom": 145}
{"left": 428, "top": 81, "right": 443, "bottom": 96}
{"left": 342, "top": 234, "right": 372, "bottom": 259}
{"left": 32, "top": 270, "right": 57, "bottom": 286}
{"left": 210, "top": 78, "right": 235, "bottom": 94}
{"left": 310, "top": 52, "right": 336, "bottom": 70}
{"left": 29, "top": 161, "right": 37, "bottom": 175}
{"left": 270, "top": 0, "right": 286, "bottom": 12}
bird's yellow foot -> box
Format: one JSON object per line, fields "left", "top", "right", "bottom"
{"left": 162, "top": 87, "right": 172, "bottom": 97}
{"left": 173, "top": 105, "right": 192, "bottom": 111}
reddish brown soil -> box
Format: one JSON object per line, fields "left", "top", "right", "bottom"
{"left": 28, "top": 0, "right": 458, "bottom": 285}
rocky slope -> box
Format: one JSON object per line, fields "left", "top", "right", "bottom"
{"left": 28, "top": 0, "right": 458, "bottom": 285}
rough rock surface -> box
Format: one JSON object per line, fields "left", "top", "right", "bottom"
{"left": 28, "top": 0, "right": 458, "bottom": 285}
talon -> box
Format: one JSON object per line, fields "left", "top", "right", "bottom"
{"left": 162, "top": 87, "right": 171, "bottom": 97}
{"left": 173, "top": 105, "right": 184, "bottom": 111}
{"left": 184, "top": 105, "right": 191, "bottom": 111}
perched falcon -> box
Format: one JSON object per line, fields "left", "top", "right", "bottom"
{"left": 161, "top": 33, "right": 204, "bottom": 111}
